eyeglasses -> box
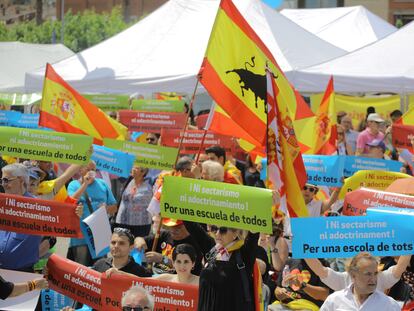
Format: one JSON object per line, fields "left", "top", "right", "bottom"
{"left": 303, "top": 186, "right": 317, "bottom": 193}
{"left": 122, "top": 307, "right": 151, "bottom": 311}
{"left": 1, "top": 177, "right": 19, "bottom": 185}
{"left": 210, "top": 225, "right": 228, "bottom": 234}
{"left": 113, "top": 227, "right": 135, "bottom": 244}
{"left": 146, "top": 137, "right": 156, "bottom": 142}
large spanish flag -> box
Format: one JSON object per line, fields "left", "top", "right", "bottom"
{"left": 199, "top": 0, "right": 312, "bottom": 148}
{"left": 267, "top": 70, "right": 308, "bottom": 218}
{"left": 40, "top": 64, "right": 127, "bottom": 144}
{"left": 313, "top": 76, "right": 336, "bottom": 155}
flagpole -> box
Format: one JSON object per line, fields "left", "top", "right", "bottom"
{"left": 150, "top": 78, "right": 200, "bottom": 256}
{"left": 195, "top": 129, "right": 208, "bottom": 163}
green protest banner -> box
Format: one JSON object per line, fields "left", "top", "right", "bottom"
{"left": 83, "top": 94, "right": 130, "bottom": 111}
{"left": 0, "top": 93, "right": 41, "bottom": 106}
{"left": 131, "top": 99, "right": 185, "bottom": 112}
{"left": 160, "top": 176, "right": 273, "bottom": 233}
{"left": 0, "top": 127, "right": 92, "bottom": 164}
{"left": 103, "top": 138, "right": 178, "bottom": 170}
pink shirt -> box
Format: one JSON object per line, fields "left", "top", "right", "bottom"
{"left": 356, "top": 129, "right": 384, "bottom": 154}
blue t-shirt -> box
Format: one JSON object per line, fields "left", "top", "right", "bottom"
{"left": 68, "top": 178, "right": 116, "bottom": 247}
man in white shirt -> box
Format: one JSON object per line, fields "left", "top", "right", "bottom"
{"left": 302, "top": 183, "right": 340, "bottom": 217}
{"left": 320, "top": 252, "right": 400, "bottom": 311}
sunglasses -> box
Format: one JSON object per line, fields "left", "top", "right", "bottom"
{"left": 122, "top": 307, "right": 151, "bottom": 311}
{"left": 210, "top": 225, "right": 228, "bottom": 234}
{"left": 303, "top": 186, "right": 318, "bottom": 193}
{"left": 113, "top": 227, "right": 135, "bottom": 244}
{"left": 146, "top": 137, "right": 156, "bottom": 142}
{"left": 1, "top": 177, "right": 19, "bottom": 185}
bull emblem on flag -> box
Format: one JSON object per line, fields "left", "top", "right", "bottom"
{"left": 226, "top": 56, "right": 277, "bottom": 113}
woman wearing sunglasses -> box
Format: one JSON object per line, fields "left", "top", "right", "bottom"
{"left": 153, "top": 243, "right": 199, "bottom": 285}
{"left": 184, "top": 221, "right": 259, "bottom": 311}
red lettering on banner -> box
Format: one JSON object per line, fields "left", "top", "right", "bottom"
{"left": 101, "top": 274, "right": 198, "bottom": 311}
{"left": 47, "top": 254, "right": 102, "bottom": 309}
{"left": 160, "top": 129, "right": 236, "bottom": 154}
{"left": 0, "top": 193, "right": 82, "bottom": 237}
{"left": 119, "top": 110, "right": 187, "bottom": 132}
{"left": 343, "top": 188, "right": 414, "bottom": 216}
{"left": 392, "top": 124, "right": 414, "bottom": 152}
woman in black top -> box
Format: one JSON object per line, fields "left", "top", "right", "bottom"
{"left": 184, "top": 222, "right": 259, "bottom": 311}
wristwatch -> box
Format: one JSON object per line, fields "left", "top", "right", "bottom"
{"left": 271, "top": 248, "right": 278, "bottom": 253}
{"left": 300, "top": 282, "right": 307, "bottom": 290}
{"left": 162, "top": 255, "right": 169, "bottom": 265}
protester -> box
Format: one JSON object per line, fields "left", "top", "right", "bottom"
{"left": 205, "top": 145, "right": 243, "bottom": 184}
{"left": 0, "top": 275, "right": 48, "bottom": 300}
{"left": 134, "top": 218, "right": 213, "bottom": 275}
{"left": 67, "top": 161, "right": 117, "bottom": 266}
{"left": 153, "top": 243, "right": 199, "bottom": 285}
{"left": 201, "top": 160, "right": 224, "bottom": 182}
{"left": 366, "top": 139, "right": 388, "bottom": 159}
{"left": 122, "top": 284, "right": 155, "bottom": 311}
{"left": 320, "top": 252, "right": 401, "bottom": 310}
{"left": 302, "top": 183, "right": 340, "bottom": 217}
{"left": 114, "top": 166, "right": 153, "bottom": 237}
{"left": 340, "top": 115, "right": 358, "bottom": 154}
{"left": 355, "top": 113, "right": 385, "bottom": 155}
{"left": 304, "top": 255, "right": 412, "bottom": 292}
{"left": 336, "top": 124, "right": 353, "bottom": 155}
{"left": 244, "top": 154, "right": 265, "bottom": 187}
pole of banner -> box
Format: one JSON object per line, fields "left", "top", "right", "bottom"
{"left": 195, "top": 129, "right": 207, "bottom": 163}
{"left": 150, "top": 79, "right": 200, "bottom": 257}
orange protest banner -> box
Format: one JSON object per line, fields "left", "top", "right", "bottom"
{"left": 47, "top": 254, "right": 102, "bottom": 310}
{"left": 392, "top": 123, "right": 414, "bottom": 152}
{"left": 101, "top": 273, "right": 198, "bottom": 311}
{"left": 160, "top": 129, "right": 236, "bottom": 154}
{"left": 0, "top": 193, "right": 82, "bottom": 237}
{"left": 343, "top": 187, "right": 414, "bottom": 216}
{"left": 118, "top": 110, "right": 187, "bottom": 133}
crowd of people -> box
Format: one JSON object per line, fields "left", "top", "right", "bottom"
{"left": 0, "top": 103, "right": 414, "bottom": 311}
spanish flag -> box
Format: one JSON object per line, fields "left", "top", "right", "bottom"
{"left": 39, "top": 64, "right": 127, "bottom": 145}
{"left": 313, "top": 76, "right": 337, "bottom": 155}
{"left": 199, "top": 0, "right": 312, "bottom": 149}
{"left": 267, "top": 70, "right": 308, "bottom": 218}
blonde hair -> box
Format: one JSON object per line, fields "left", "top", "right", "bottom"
{"left": 202, "top": 160, "right": 224, "bottom": 182}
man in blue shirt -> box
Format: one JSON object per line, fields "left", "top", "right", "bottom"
{"left": 0, "top": 163, "right": 42, "bottom": 272}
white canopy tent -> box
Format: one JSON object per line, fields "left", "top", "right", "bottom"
{"left": 288, "top": 21, "right": 414, "bottom": 94}
{"left": 25, "top": 0, "right": 345, "bottom": 95}
{"left": 281, "top": 6, "right": 397, "bottom": 52}
{"left": 0, "top": 42, "right": 74, "bottom": 93}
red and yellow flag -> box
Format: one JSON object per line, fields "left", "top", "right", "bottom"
{"left": 40, "top": 64, "right": 127, "bottom": 144}
{"left": 267, "top": 70, "right": 308, "bottom": 218}
{"left": 313, "top": 76, "right": 336, "bottom": 155}
{"left": 199, "top": 0, "right": 313, "bottom": 150}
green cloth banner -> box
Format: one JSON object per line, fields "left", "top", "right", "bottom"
{"left": 131, "top": 99, "right": 185, "bottom": 112}
{"left": 160, "top": 176, "right": 273, "bottom": 233}
{"left": 103, "top": 138, "right": 178, "bottom": 170}
{"left": 0, "top": 127, "right": 92, "bottom": 164}
{"left": 83, "top": 94, "right": 130, "bottom": 111}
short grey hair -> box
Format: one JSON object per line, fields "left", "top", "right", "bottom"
{"left": 202, "top": 160, "right": 224, "bottom": 182}
{"left": 175, "top": 156, "right": 193, "bottom": 172}
{"left": 121, "top": 285, "right": 154, "bottom": 310}
{"left": 2, "top": 163, "right": 29, "bottom": 189}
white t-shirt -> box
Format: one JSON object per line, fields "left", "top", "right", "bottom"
{"left": 320, "top": 284, "right": 401, "bottom": 311}
{"left": 307, "top": 200, "right": 323, "bottom": 217}
{"left": 321, "top": 266, "right": 399, "bottom": 292}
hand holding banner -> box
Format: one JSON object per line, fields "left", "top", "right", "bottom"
{"left": 0, "top": 193, "right": 82, "bottom": 237}
{"left": 160, "top": 176, "right": 272, "bottom": 233}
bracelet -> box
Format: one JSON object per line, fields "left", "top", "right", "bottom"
{"left": 271, "top": 248, "right": 278, "bottom": 254}
{"left": 27, "top": 280, "right": 36, "bottom": 291}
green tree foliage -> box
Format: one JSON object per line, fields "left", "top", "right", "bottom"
{"left": 0, "top": 7, "right": 133, "bottom": 52}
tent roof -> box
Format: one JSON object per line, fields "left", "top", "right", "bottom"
{"left": 288, "top": 21, "right": 414, "bottom": 94}
{"left": 281, "top": 6, "right": 397, "bottom": 52}
{"left": 25, "top": 0, "right": 345, "bottom": 95}
{"left": 0, "top": 42, "right": 74, "bottom": 92}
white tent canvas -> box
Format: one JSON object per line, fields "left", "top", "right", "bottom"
{"left": 281, "top": 6, "right": 397, "bottom": 52}
{"left": 25, "top": 0, "right": 345, "bottom": 95}
{"left": 0, "top": 42, "right": 74, "bottom": 93}
{"left": 288, "top": 21, "right": 414, "bottom": 94}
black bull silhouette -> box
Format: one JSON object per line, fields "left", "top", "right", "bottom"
{"left": 226, "top": 57, "right": 277, "bottom": 113}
